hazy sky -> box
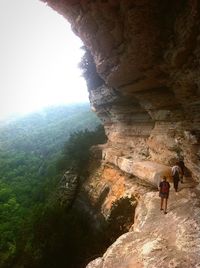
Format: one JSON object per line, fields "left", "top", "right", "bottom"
{"left": 0, "top": 0, "right": 88, "bottom": 120}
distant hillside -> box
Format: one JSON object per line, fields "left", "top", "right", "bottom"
{"left": 0, "top": 103, "right": 101, "bottom": 153}
{"left": 0, "top": 103, "right": 104, "bottom": 267}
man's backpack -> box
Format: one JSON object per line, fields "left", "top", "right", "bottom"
{"left": 161, "top": 181, "right": 169, "bottom": 193}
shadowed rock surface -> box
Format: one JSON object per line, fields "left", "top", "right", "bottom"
{"left": 41, "top": 1, "right": 200, "bottom": 267}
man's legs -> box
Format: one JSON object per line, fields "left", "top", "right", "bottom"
{"left": 160, "top": 197, "right": 164, "bottom": 210}
{"left": 164, "top": 198, "right": 168, "bottom": 214}
{"left": 173, "top": 179, "right": 179, "bottom": 192}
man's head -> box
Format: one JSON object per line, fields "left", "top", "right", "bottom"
{"left": 163, "top": 176, "right": 167, "bottom": 181}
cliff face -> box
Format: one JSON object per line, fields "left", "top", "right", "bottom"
{"left": 42, "top": 0, "right": 200, "bottom": 182}
{"left": 42, "top": 0, "right": 200, "bottom": 267}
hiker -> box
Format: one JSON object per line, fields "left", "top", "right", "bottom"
{"left": 178, "top": 160, "right": 184, "bottom": 183}
{"left": 171, "top": 162, "right": 183, "bottom": 192}
{"left": 159, "top": 176, "right": 170, "bottom": 214}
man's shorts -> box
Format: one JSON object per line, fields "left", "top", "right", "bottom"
{"left": 159, "top": 192, "right": 169, "bottom": 199}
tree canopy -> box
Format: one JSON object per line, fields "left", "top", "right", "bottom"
{"left": 0, "top": 103, "right": 106, "bottom": 267}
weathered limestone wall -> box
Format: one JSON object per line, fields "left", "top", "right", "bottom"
{"left": 40, "top": 1, "right": 200, "bottom": 267}
{"left": 42, "top": 0, "right": 200, "bottom": 182}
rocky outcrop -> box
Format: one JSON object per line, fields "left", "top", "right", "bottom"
{"left": 85, "top": 154, "right": 198, "bottom": 267}
{"left": 57, "top": 169, "right": 79, "bottom": 207}
{"left": 41, "top": 0, "right": 200, "bottom": 266}
{"left": 42, "top": 0, "right": 200, "bottom": 182}
{"left": 87, "top": 186, "right": 200, "bottom": 268}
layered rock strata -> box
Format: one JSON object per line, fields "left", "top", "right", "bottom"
{"left": 42, "top": 0, "right": 200, "bottom": 182}
{"left": 41, "top": 0, "right": 200, "bottom": 267}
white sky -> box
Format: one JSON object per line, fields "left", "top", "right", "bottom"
{"left": 0, "top": 0, "right": 88, "bottom": 121}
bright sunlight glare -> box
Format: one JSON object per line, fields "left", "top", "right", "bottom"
{"left": 0, "top": 0, "right": 88, "bottom": 121}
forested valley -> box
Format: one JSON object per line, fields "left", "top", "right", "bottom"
{"left": 0, "top": 103, "right": 107, "bottom": 268}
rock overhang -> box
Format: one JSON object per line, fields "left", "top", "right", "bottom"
{"left": 41, "top": 0, "right": 200, "bottom": 179}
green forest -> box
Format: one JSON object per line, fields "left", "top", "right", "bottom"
{"left": 0, "top": 103, "right": 107, "bottom": 268}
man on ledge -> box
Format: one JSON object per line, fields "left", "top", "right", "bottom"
{"left": 159, "top": 176, "right": 170, "bottom": 214}
{"left": 171, "top": 162, "right": 183, "bottom": 192}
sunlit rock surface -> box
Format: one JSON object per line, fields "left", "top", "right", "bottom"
{"left": 41, "top": 0, "right": 200, "bottom": 267}
{"left": 86, "top": 185, "right": 200, "bottom": 268}
{"left": 85, "top": 157, "right": 198, "bottom": 268}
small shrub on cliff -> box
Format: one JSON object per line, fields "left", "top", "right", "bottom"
{"left": 57, "top": 125, "right": 107, "bottom": 176}
{"left": 79, "top": 46, "right": 104, "bottom": 91}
